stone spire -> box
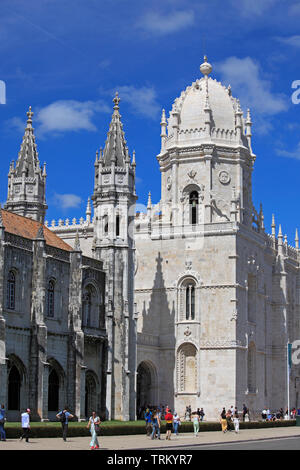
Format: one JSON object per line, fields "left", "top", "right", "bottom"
{"left": 5, "top": 107, "right": 47, "bottom": 223}
{"left": 102, "top": 92, "right": 128, "bottom": 168}
{"left": 295, "top": 229, "right": 299, "bottom": 250}
{"left": 86, "top": 197, "right": 91, "bottom": 224}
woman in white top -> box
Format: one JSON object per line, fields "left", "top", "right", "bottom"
{"left": 192, "top": 412, "right": 200, "bottom": 437}
{"left": 87, "top": 411, "right": 101, "bottom": 450}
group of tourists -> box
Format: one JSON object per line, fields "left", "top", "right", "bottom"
{"left": 261, "top": 407, "right": 297, "bottom": 421}
{"left": 0, "top": 404, "right": 101, "bottom": 450}
{"left": 144, "top": 405, "right": 206, "bottom": 439}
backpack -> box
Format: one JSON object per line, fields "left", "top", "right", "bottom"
{"left": 60, "top": 411, "right": 66, "bottom": 423}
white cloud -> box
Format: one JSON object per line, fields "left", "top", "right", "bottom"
{"left": 52, "top": 193, "right": 82, "bottom": 210}
{"left": 233, "top": 0, "right": 279, "bottom": 17}
{"left": 216, "top": 56, "right": 288, "bottom": 134}
{"left": 35, "top": 99, "right": 110, "bottom": 136}
{"left": 276, "top": 142, "right": 300, "bottom": 160}
{"left": 114, "top": 85, "right": 160, "bottom": 119}
{"left": 138, "top": 9, "right": 194, "bottom": 35}
{"left": 275, "top": 35, "right": 300, "bottom": 48}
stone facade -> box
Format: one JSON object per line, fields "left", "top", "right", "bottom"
{"left": 8, "top": 57, "right": 300, "bottom": 421}
{"left": 0, "top": 114, "right": 107, "bottom": 422}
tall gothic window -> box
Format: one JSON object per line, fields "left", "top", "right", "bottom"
{"left": 186, "top": 283, "right": 195, "bottom": 320}
{"left": 82, "top": 290, "right": 92, "bottom": 327}
{"left": 189, "top": 191, "right": 198, "bottom": 225}
{"left": 47, "top": 280, "right": 55, "bottom": 318}
{"left": 248, "top": 274, "right": 256, "bottom": 323}
{"left": 7, "top": 271, "right": 16, "bottom": 310}
{"left": 247, "top": 342, "right": 256, "bottom": 393}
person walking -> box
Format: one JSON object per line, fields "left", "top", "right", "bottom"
{"left": 226, "top": 409, "right": 232, "bottom": 431}
{"left": 173, "top": 412, "right": 181, "bottom": 437}
{"left": 199, "top": 408, "right": 205, "bottom": 422}
{"left": 151, "top": 409, "right": 161, "bottom": 440}
{"left": 20, "top": 409, "right": 31, "bottom": 442}
{"left": 220, "top": 408, "right": 227, "bottom": 433}
{"left": 165, "top": 408, "right": 173, "bottom": 440}
{"left": 192, "top": 412, "right": 200, "bottom": 437}
{"left": 233, "top": 410, "right": 240, "bottom": 433}
{"left": 87, "top": 411, "right": 100, "bottom": 450}
{"left": 144, "top": 408, "right": 152, "bottom": 437}
{"left": 56, "top": 406, "right": 74, "bottom": 441}
{"left": 0, "top": 404, "right": 6, "bottom": 441}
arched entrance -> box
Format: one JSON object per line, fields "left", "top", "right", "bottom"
{"left": 85, "top": 371, "right": 98, "bottom": 418}
{"left": 8, "top": 365, "right": 21, "bottom": 411}
{"left": 48, "top": 368, "right": 59, "bottom": 412}
{"left": 136, "top": 361, "right": 158, "bottom": 417}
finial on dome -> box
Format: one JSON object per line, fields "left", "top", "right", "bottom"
{"left": 200, "top": 55, "right": 212, "bottom": 76}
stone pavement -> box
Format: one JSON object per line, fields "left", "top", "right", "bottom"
{"left": 1, "top": 425, "right": 300, "bottom": 450}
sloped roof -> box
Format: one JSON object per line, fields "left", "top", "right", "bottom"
{"left": 1, "top": 209, "right": 73, "bottom": 252}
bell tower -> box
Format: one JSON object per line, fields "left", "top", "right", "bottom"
{"left": 92, "top": 93, "right": 137, "bottom": 420}
{"left": 5, "top": 107, "right": 47, "bottom": 223}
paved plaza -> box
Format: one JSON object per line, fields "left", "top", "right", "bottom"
{"left": 1, "top": 425, "right": 300, "bottom": 451}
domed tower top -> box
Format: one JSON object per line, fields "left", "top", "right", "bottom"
{"left": 159, "top": 56, "right": 253, "bottom": 154}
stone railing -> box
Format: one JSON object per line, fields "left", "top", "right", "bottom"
{"left": 46, "top": 216, "right": 95, "bottom": 229}
{"left": 45, "top": 244, "right": 70, "bottom": 262}
{"left": 5, "top": 232, "right": 33, "bottom": 251}
{"left": 82, "top": 255, "right": 103, "bottom": 271}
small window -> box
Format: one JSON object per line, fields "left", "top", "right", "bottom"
{"left": 116, "top": 215, "right": 120, "bottom": 237}
{"left": 104, "top": 215, "right": 108, "bottom": 235}
{"left": 189, "top": 191, "right": 198, "bottom": 225}
{"left": 47, "top": 280, "right": 55, "bottom": 318}
{"left": 7, "top": 271, "right": 16, "bottom": 310}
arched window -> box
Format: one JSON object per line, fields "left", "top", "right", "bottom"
{"left": 47, "top": 280, "right": 55, "bottom": 318}
{"left": 7, "top": 271, "right": 16, "bottom": 310}
{"left": 189, "top": 191, "right": 198, "bottom": 225}
{"left": 186, "top": 283, "right": 195, "bottom": 320}
{"left": 247, "top": 274, "right": 256, "bottom": 323}
{"left": 8, "top": 365, "right": 21, "bottom": 410}
{"left": 179, "top": 278, "right": 198, "bottom": 322}
{"left": 103, "top": 215, "right": 108, "bottom": 236}
{"left": 82, "top": 291, "right": 92, "bottom": 327}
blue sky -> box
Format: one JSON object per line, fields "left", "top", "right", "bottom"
{"left": 0, "top": 0, "right": 300, "bottom": 243}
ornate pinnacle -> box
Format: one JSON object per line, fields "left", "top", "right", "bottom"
{"left": 147, "top": 191, "right": 152, "bottom": 210}
{"left": 295, "top": 229, "right": 299, "bottom": 250}
{"left": 113, "top": 91, "right": 120, "bottom": 110}
{"left": 74, "top": 230, "right": 81, "bottom": 252}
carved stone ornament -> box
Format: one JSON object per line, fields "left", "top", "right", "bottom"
{"left": 167, "top": 176, "right": 172, "bottom": 191}
{"left": 184, "top": 326, "right": 192, "bottom": 337}
{"left": 188, "top": 169, "right": 197, "bottom": 179}
{"left": 219, "top": 170, "right": 231, "bottom": 185}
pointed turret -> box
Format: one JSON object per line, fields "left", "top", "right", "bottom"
{"left": 295, "top": 229, "right": 299, "bottom": 250}
{"left": 5, "top": 107, "right": 47, "bottom": 223}
{"left": 102, "top": 92, "right": 128, "bottom": 168}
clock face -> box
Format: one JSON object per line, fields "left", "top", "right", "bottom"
{"left": 219, "top": 170, "right": 231, "bottom": 185}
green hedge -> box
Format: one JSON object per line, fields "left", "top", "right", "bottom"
{"left": 2, "top": 419, "right": 296, "bottom": 439}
